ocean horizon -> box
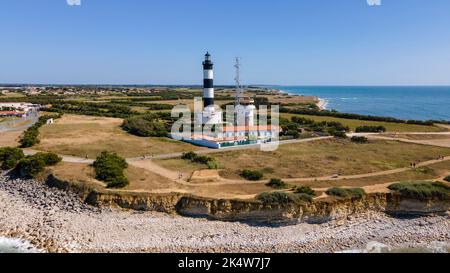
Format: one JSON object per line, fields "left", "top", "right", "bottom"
{"left": 272, "top": 86, "right": 450, "bottom": 121}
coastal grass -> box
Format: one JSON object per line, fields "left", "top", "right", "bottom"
{"left": 159, "top": 139, "right": 450, "bottom": 180}
{"left": 281, "top": 113, "right": 445, "bottom": 133}
{"left": 35, "top": 114, "right": 204, "bottom": 158}
{"left": 388, "top": 181, "right": 450, "bottom": 200}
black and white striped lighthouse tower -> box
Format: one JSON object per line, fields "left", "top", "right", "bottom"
{"left": 203, "top": 52, "right": 214, "bottom": 108}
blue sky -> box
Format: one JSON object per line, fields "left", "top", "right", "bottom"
{"left": 1, "top": 0, "right": 450, "bottom": 85}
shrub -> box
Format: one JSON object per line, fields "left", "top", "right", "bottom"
{"left": 14, "top": 157, "right": 46, "bottom": 178}
{"left": 13, "top": 152, "right": 63, "bottom": 178}
{"left": 93, "top": 152, "right": 129, "bottom": 188}
{"left": 256, "top": 192, "right": 302, "bottom": 204}
{"left": 444, "top": 176, "right": 450, "bottom": 182}
{"left": 388, "top": 181, "right": 450, "bottom": 200}
{"left": 330, "top": 130, "right": 347, "bottom": 138}
{"left": 0, "top": 147, "right": 25, "bottom": 170}
{"left": 32, "top": 153, "right": 62, "bottom": 166}
{"left": 326, "top": 187, "right": 366, "bottom": 199}
{"left": 181, "top": 151, "right": 218, "bottom": 169}
{"left": 355, "top": 126, "right": 386, "bottom": 133}
{"left": 181, "top": 151, "right": 197, "bottom": 161}
{"left": 122, "top": 114, "right": 169, "bottom": 137}
{"left": 295, "top": 186, "right": 316, "bottom": 197}
{"left": 351, "top": 136, "right": 368, "bottom": 144}
{"left": 266, "top": 178, "right": 290, "bottom": 189}
{"left": 240, "top": 169, "right": 264, "bottom": 181}
{"left": 206, "top": 160, "right": 220, "bottom": 170}
{"left": 296, "top": 193, "right": 314, "bottom": 202}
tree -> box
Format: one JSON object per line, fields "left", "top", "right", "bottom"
{"left": 93, "top": 151, "right": 129, "bottom": 188}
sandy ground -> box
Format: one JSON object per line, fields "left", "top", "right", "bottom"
{"left": 1, "top": 172, "right": 449, "bottom": 253}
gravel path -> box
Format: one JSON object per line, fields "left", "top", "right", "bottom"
{"left": 0, "top": 172, "right": 449, "bottom": 253}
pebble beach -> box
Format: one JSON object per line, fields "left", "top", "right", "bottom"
{"left": 1, "top": 172, "right": 449, "bottom": 253}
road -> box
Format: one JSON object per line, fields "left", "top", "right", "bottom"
{"left": 0, "top": 109, "right": 39, "bottom": 133}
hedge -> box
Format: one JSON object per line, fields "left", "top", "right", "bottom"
{"left": 281, "top": 107, "right": 435, "bottom": 126}
{"left": 19, "top": 114, "right": 62, "bottom": 148}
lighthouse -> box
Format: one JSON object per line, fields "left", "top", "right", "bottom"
{"left": 203, "top": 52, "right": 214, "bottom": 108}
{"left": 198, "top": 52, "right": 222, "bottom": 125}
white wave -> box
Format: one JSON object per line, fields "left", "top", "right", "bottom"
{"left": 0, "top": 237, "right": 41, "bottom": 253}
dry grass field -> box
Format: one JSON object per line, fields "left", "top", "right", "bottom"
{"left": 48, "top": 156, "right": 450, "bottom": 200}
{"left": 0, "top": 131, "right": 22, "bottom": 147}
{"left": 281, "top": 113, "right": 445, "bottom": 133}
{"left": 156, "top": 139, "right": 450, "bottom": 180}
{"left": 35, "top": 114, "right": 204, "bottom": 158}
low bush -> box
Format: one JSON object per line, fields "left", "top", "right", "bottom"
{"left": 295, "top": 193, "right": 314, "bottom": 202}
{"left": 326, "top": 187, "right": 366, "bottom": 199}
{"left": 266, "top": 178, "right": 290, "bottom": 189}
{"left": 13, "top": 152, "right": 63, "bottom": 178}
{"left": 351, "top": 136, "right": 369, "bottom": 144}
{"left": 295, "top": 186, "right": 316, "bottom": 197}
{"left": 93, "top": 151, "right": 129, "bottom": 188}
{"left": 355, "top": 126, "right": 386, "bottom": 133}
{"left": 330, "top": 130, "right": 347, "bottom": 138}
{"left": 256, "top": 192, "right": 302, "bottom": 204}
{"left": 444, "top": 176, "right": 450, "bottom": 182}
{"left": 0, "top": 147, "right": 24, "bottom": 170}
{"left": 181, "top": 151, "right": 196, "bottom": 161}
{"left": 14, "top": 157, "right": 46, "bottom": 178}
{"left": 240, "top": 169, "right": 264, "bottom": 181}
{"left": 388, "top": 181, "right": 450, "bottom": 200}
{"left": 32, "top": 152, "right": 62, "bottom": 166}
{"left": 181, "top": 151, "right": 219, "bottom": 169}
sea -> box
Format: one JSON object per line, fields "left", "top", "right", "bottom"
{"left": 273, "top": 86, "right": 450, "bottom": 121}
{"left": 0, "top": 237, "right": 40, "bottom": 253}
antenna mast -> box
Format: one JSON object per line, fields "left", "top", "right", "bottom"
{"left": 234, "top": 57, "right": 243, "bottom": 106}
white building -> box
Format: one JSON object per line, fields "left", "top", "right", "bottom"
{"left": 172, "top": 53, "right": 279, "bottom": 149}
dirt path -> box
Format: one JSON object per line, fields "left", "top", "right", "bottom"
{"left": 369, "top": 135, "right": 450, "bottom": 148}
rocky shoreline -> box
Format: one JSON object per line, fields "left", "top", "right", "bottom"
{"left": 1, "top": 172, "right": 449, "bottom": 253}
